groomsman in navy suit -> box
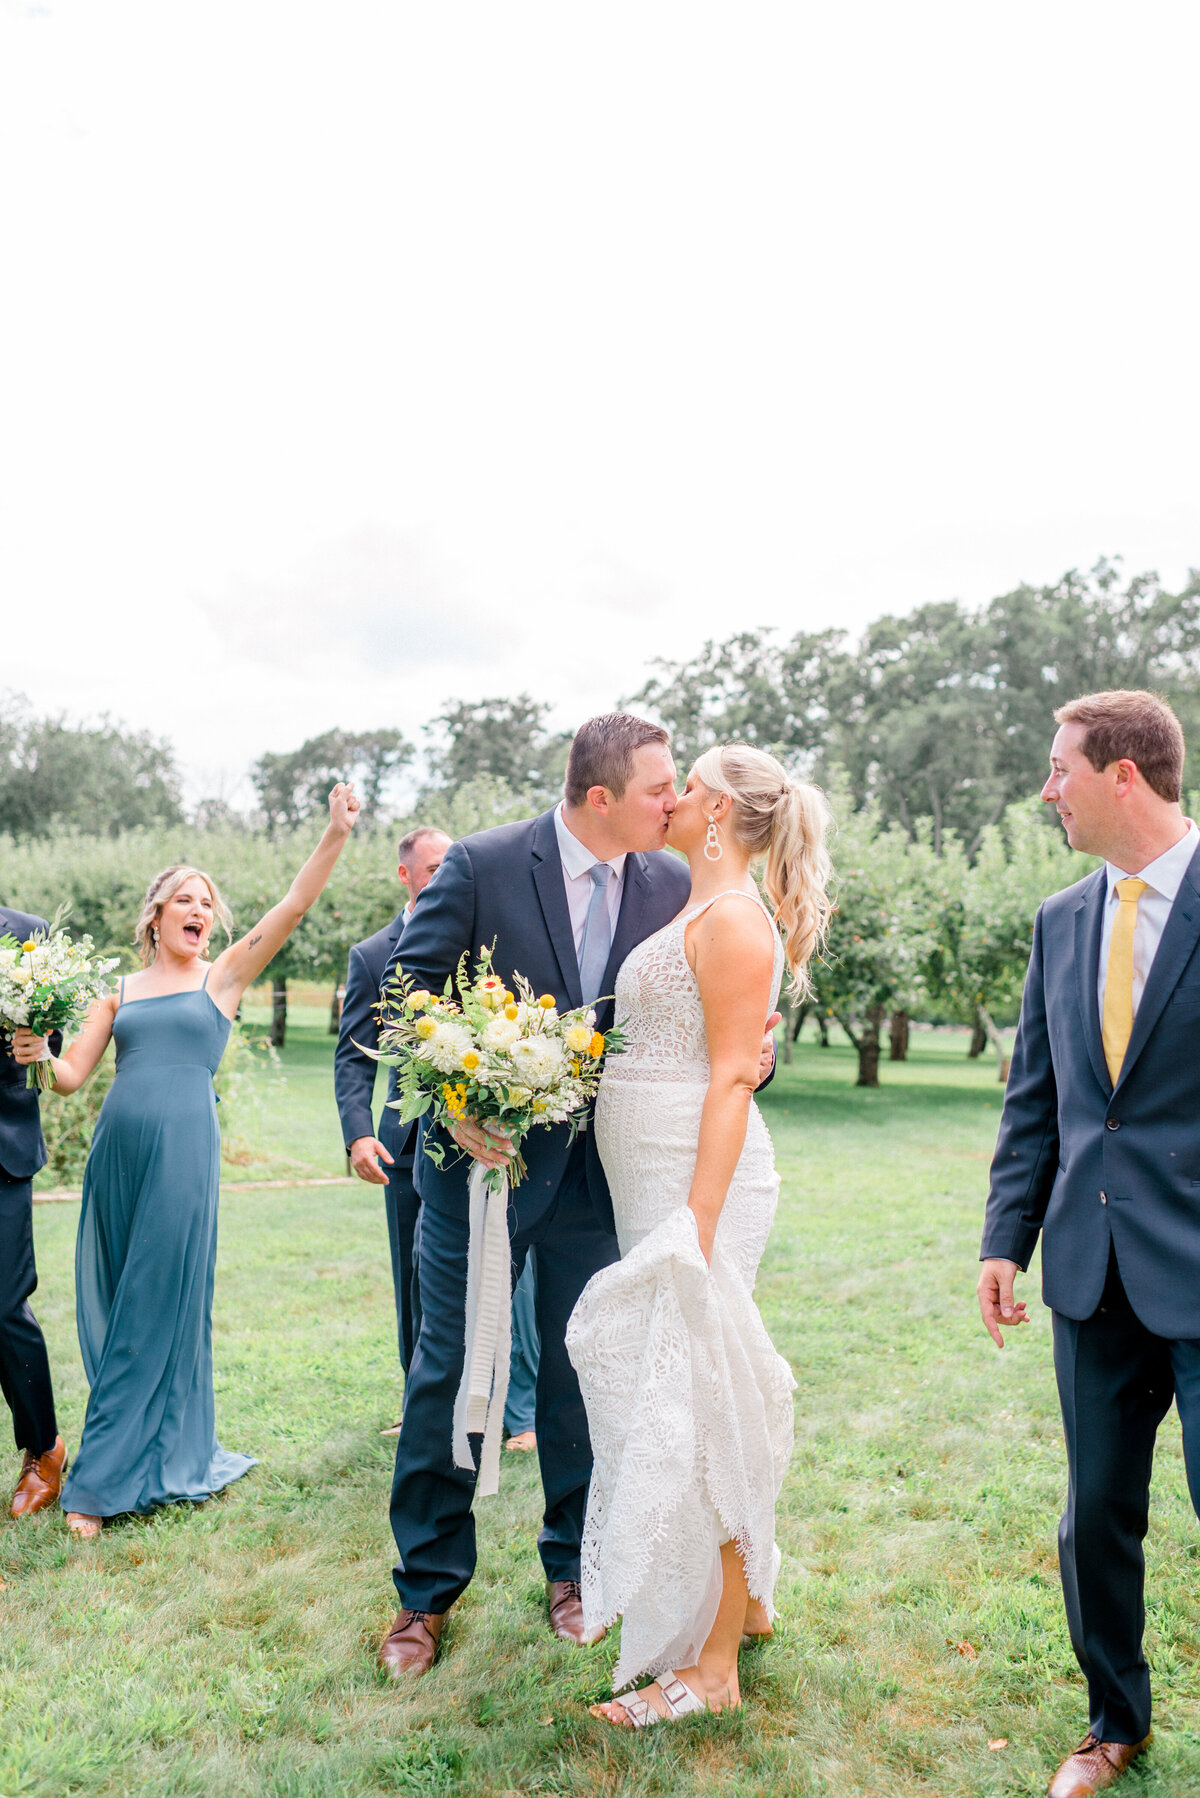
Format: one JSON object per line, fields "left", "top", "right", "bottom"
{"left": 375, "top": 714, "right": 779, "bottom": 1679}
{"left": 0, "top": 905, "right": 67, "bottom": 1517}
{"left": 978, "top": 690, "right": 1200, "bottom": 1798}
{"left": 335, "top": 827, "right": 451, "bottom": 1417}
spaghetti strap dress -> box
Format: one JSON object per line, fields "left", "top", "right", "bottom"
{"left": 61, "top": 973, "right": 255, "bottom": 1517}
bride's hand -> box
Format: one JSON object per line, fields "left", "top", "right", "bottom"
{"left": 758, "top": 1011, "right": 782, "bottom": 1083}
{"left": 688, "top": 1203, "right": 716, "bottom": 1266}
{"left": 449, "top": 1115, "right": 516, "bottom": 1171}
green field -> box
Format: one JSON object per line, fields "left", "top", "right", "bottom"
{"left": 5, "top": 1021, "right": 1200, "bottom": 1796}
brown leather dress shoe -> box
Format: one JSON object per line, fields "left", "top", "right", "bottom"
{"left": 378, "top": 1608, "right": 446, "bottom": 1678}
{"left": 10, "top": 1436, "right": 67, "bottom": 1518}
{"left": 1047, "top": 1732, "right": 1150, "bottom": 1797}
{"left": 546, "top": 1579, "right": 605, "bottom": 1645}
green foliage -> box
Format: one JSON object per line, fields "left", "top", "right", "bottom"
{"left": 629, "top": 559, "right": 1200, "bottom": 849}
{"left": 421, "top": 694, "right": 570, "bottom": 804}
{"left": 250, "top": 729, "right": 413, "bottom": 833}
{"left": 0, "top": 692, "right": 183, "bottom": 840}
{"left": 417, "top": 773, "right": 542, "bottom": 839}
{"left": 0, "top": 824, "right": 407, "bottom": 985}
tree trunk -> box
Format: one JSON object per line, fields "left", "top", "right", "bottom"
{"left": 329, "top": 983, "right": 343, "bottom": 1034}
{"left": 783, "top": 1000, "right": 811, "bottom": 1064}
{"left": 856, "top": 1005, "right": 884, "bottom": 1087}
{"left": 977, "top": 1005, "right": 1011, "bottom": 1083}
{"left": 817, "top": 1012, "right": 830, "bottom": 1047}
{"left": 888, "top": 1009, "right": 909, "bottom": 1061}
{"left": 270, "top": 978, "right": 288, "bottom": 1049}
{"left": 967, "top": 1018, "right": 987, "bottom": 1058}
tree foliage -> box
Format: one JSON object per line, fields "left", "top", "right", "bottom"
{"left": 420, "top": 695, "right": 570, "bottom": 804}
{"left": 0, "top": 693, "right": 183, "bottom": 840}
{"left": 250, "top": 729, "right": 412, "bottom": 833}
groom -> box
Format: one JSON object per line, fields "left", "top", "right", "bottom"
{"left": 377, "top": 713, "right": 776, "bottom": 1676}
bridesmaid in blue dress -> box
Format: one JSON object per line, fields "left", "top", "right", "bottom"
{"left": 13, "top": 783, "right": 360, "bottom": 1535}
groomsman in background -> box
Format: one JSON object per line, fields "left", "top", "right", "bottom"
{"left": 335, "top": 827, "right": 451, "bottom": 1429}
{"left": 0, "top": 903, "right": 67, "bottom": 1516}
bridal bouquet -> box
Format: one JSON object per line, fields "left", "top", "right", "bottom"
{"left": 0, "top": 915, "right": 120, "bottom": 1090}
{"left": 368, "top": 945, "right": 624, "bottom": 1494}
{"left": 373, "top": 944, "right": 624, "bottom": 1186}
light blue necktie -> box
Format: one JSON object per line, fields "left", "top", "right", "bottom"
{"left": 577, "top": 862, "right": 614, "bottom": 1003}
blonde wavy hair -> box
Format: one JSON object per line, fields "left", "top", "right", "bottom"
{"left": 134, "top": 865, "right": 233, "bottom": 967}
{"left": 692, "top": 743, "right": 832, "bottom": 996}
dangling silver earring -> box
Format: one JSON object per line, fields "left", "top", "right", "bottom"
{"left": 152, "top": 925, "right": 160, "bottom": 948}
{"left": 704, "top": 815, "right": 723, "bottom": 862}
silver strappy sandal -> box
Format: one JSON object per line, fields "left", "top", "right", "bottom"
{"left": 590, "top": 1671, "right": 707, "bottom": 1728}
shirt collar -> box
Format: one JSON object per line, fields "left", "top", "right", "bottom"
{"left": 555, "top": 804, "right": 627, "bottom": 883}
{"left": 1105, "top": 819, "right": 1200, "bottom": 903}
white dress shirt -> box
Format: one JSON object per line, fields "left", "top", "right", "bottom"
{"left": 1096, "top": 820, "right": 1200, "bottom": 1018}
{"left": 553, "top": 804, "right": 626, "bottom": 961}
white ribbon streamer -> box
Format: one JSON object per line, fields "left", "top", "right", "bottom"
{"left": 451, "top": 1160, "right": 513, "bottom": 1498}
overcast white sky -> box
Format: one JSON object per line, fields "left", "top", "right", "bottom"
{"left": 2, "top": 0, "right": 1197, "bottom": 805}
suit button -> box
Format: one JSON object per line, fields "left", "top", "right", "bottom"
{"left": 1106, "top": 1118, "right": 1120, "bottom": 1131}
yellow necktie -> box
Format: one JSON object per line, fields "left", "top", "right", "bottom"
{"left": 1101, "top": 877, "right": 1149, "bottom": 1084}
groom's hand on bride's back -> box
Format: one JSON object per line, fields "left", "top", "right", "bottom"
{"left": 757, "top": 1011, "right": 782, "bottom": 1086}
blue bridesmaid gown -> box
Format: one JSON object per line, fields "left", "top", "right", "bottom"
{"left": 61, "top": 973, "right": 255, "bottom": 1517}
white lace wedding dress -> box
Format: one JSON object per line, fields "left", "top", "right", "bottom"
{"left": 565, "top": 890, "right": 796, "bottom": 1694}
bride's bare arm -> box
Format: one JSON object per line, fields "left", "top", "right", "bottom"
{"left": 685, "top": 898, "right": 776, "bottom": 1263}
{"left": 12, "top": 997, "right": 116, "bottom": 1095}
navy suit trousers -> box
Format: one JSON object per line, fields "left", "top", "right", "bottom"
{"left": 389, "top": 1135, "right": 618, "bottom": 1612}
{"left": 0, "top": 1169, "right": 57, "bottom": 1455}
{"left": 1053, "top": 1248, "right": 1200, "bottom": 1743}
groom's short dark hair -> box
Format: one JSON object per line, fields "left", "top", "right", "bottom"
{"left": 1054, "top": 689, "right": 1185, "bottom": 803}
{"left": 565, "top": 714, "right": 670, "bottom": 807}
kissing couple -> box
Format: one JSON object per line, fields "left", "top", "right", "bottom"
{"left": 377, "top": 711, "right": 831, "bottom": 1726}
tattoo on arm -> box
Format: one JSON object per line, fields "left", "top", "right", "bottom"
{"left": 246, "top": 934, "right": 263, "bottom": 949}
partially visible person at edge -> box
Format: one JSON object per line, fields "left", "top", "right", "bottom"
{"left": 0, "top": 901, "right": 67, "bottom": 1519}
{"left": 977, "top": 690, "right": 1200, "bottom": 1798}
{"left": 373, "top": 713, "right": 780, "bottom": 1681}
{"left": 334, "top": 826, "right": 451, "bottom": 1434}
{"left": 14, "top": 784, "right": 360, "bottom": 1537}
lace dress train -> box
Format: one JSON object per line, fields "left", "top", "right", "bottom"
{"left": 565, "top": 891, "right": 795, "bottom": 1694}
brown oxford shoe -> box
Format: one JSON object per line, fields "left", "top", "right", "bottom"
{"left": 10, "top": 1436, "right": 67, "bottom": 1518}
{"left": 546, "top": 1578, "right": 606, "bottom": 1645}
{"left": 377, "top": 1608, "right": 446, "bottom": 1679}
{"left": 1047, "top": 1732, "right": 1150, "bottom": 1798}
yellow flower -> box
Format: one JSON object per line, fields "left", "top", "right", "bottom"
{"left": 407, "top": 989, "right": 432, "bottom": 1011}
{"left": 564, "top": 1022, "right": 592, "bottom": 1052}
{"left": 21, "top": 940, "right": 36, "bottom": 953}
{"left": 538, "top": 994, "right": 556, "bottom": 1009}
{"left": 504, "top": 1003, "right": 519, "bottom": 1021}
{"left": 503, "top": 990, "right": 515, "bottom": 1005}
{"left": 415, "top": 1016, "right": 437, "bottom": 1039}
{"left": 461, "top": 1050, "right": 481, "bottom": 1073}
{"left": 588, "top": 1032, "right": 605, "bottom": 1057}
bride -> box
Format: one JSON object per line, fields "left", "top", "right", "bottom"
{"left": 566, "top": 742, "right": 831, "bottom": 1726}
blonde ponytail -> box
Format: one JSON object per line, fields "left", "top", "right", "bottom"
{"left": 693, "top": 743, "right": 832, "bottom": 995}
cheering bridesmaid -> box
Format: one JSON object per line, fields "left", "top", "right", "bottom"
{"left": 13, "top": 784, "right": 360, "bottom": 1535}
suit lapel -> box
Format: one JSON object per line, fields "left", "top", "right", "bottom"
{"left": 530, "top": 809, "right": 583, "bottom": 1009}
{"left": 1073, "top": 869, "right": 1111, "bottom": 1095}
{"left": 601, "top": 852, "right": 650, "bottom": 1001}
{"left": 1116, "top": 841, "right": 1200, "bottom": 1090}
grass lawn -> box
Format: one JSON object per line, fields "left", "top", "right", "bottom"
{"left": 6, "top": 1027, "right": 1200, "bottom": 1796}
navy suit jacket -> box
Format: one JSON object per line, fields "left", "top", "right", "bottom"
{"left": 382, "top": 806, "right": 692, "bottom": 1233}
{"left": 981, "top": 839, "right": 1200, "bottom": 1337}
{"left": 0, "top": 907, "right": 53, "bottom": 1182}
{"left": 334, "top": 909, "right": 416, "bottom": 1168}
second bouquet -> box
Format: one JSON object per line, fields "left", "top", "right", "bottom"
{"left": 367, "top": 946, "right": 624, "bottom": 1493}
